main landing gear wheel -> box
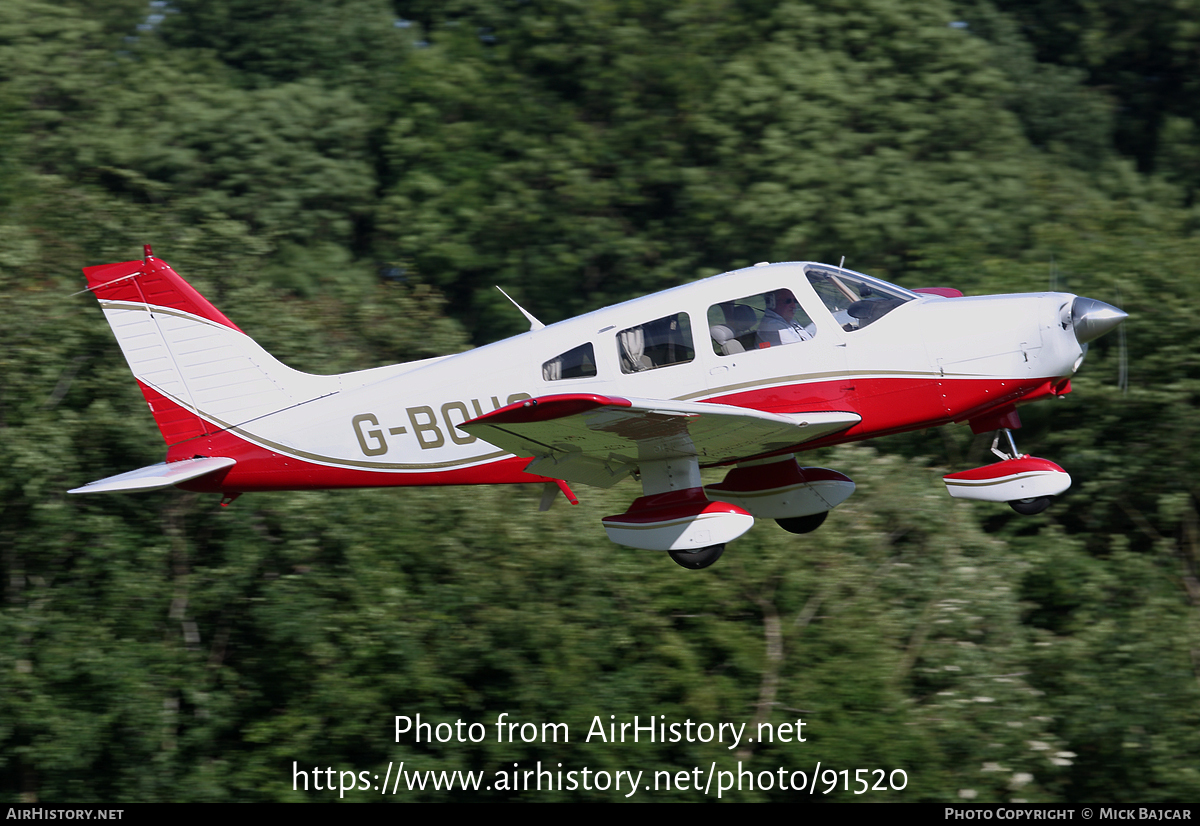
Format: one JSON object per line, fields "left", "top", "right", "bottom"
{"left": 1009, "top": 496, "right": 1052, "bottom": 515}
{"left": 668, "top": 544, "right": 725, "bottom": 570}
{"left": 775, "top": 511, "right": 829, "bottom": 535}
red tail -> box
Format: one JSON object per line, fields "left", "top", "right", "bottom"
{"left": 83, "top": 252, "right": 243, "bottom": 333}
{"left": 83, "top": 251, "right": 246, "bottom": 446}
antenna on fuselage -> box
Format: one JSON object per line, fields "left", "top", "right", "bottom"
{"left": 496, "top": 286, "right": 544, "bottom": 331}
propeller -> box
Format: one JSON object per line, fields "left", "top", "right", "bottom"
{"left": 1114, "top": 286, "right": 1128, "bottom": 394}
{"left": 1049, "top": 261, "right": 1129, "bottom": 393}
{"left": 1070, "top": 296, "right": 1128, "bottom": 344}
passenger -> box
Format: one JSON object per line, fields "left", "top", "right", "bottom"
{"left": 757, "top": 289, "right": 811, "bottom": 347}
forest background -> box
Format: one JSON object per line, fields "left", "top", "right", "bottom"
{"left": 2, "top": 0, "right": 1199, "bottom": 804}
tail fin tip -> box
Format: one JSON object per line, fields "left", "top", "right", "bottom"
{"left": 82, "top": 250, "right": 243, "bottom": 334}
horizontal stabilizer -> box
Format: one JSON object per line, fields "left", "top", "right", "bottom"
{"left": 69, "top": 456, "right": 236, "bottom": 494}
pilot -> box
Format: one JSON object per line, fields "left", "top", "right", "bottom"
{"left": 757, "top": 289, "right": 811, "bottom": 347}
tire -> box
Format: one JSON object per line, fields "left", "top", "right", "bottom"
{"left": 775, "top": 511, "right": 829, "bottom": 534}
{"left": 668, "top": 544, "right": 725, "bottom": 570}
{"left": 1009, "top": 497, "right": 1052, "bottom": 515}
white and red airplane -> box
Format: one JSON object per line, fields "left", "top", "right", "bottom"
{"left": 71, "top": 246, "right": 1126, "bottom": 568}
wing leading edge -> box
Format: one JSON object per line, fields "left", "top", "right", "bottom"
{"left": 460, "top": 393, "right": 860, "bottom": 488}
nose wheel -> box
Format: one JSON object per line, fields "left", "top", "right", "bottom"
{"left": 992, "top": 430, "right": 1055, "bottom": 515}
{"left": 1009, "top": 496, "right": 1052, "bottom": 515}
{"left": 668, "top": 544, "right": 725, "bottom": 569}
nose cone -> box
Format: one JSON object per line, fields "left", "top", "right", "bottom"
{"left": 1071, "top": 297, "right": 1127, "bottom": 344}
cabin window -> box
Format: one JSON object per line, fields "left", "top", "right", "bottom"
{"left": 543, "top": 343, "right": 598, "bottom": 381}
{"left": 708, "top": 289, "right": 815, "bottom": 355}
{"left": 617, "top": 313, "right": 694, "bottom": 373}
{"left": 805, "top": 266, "right": 916, "bottom": 331}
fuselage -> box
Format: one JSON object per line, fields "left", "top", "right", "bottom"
{"left": 160, "top": 261, "right": 1085, "bottom": 493}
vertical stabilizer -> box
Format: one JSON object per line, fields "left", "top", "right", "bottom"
{"left": 82, "top": 251, "right": 336, "bottom": 447}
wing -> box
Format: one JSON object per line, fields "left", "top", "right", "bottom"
{"left": 460, "top": 393, "right": 860, "bottom": 488}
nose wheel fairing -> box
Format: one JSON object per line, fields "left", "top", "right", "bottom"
{"left": 943, "top": 428, "right": 1071, "bottom": 510}
{"left": 943, "top": 455, "right": 1071, "bottom": 503}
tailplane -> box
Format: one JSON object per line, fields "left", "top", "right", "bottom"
{"left": 69, "top": 457, "right": 236, "bottom": 494}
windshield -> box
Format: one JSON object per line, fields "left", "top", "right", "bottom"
{"left": 804, "top": 265, "right": 918, "bottom": 331}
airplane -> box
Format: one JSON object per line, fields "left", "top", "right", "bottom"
{"left": 70, "top": 246, "right": 1127, "bottom": 569}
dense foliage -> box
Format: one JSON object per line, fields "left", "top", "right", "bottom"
{"left": 2, "top": 0, "right": 1198, "bottom": 803}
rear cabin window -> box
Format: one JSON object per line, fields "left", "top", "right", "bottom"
{"left": 543, "top": 343, "right": 598, "bottom": 381}
{"left": 708, "top": 289, "right": 815, "bottom": 355}
{"left": 617, "top": 312, "right": 694, "bottom": 373}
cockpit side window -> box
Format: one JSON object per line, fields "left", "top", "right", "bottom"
{"left": 618, "top": 312, "right": 694, "bottom": 373}
{"left": 707, "top": 289, "right": 815, "bottom": 355}
{"left": 805, "top": 266, "right": 917, "bottom": 331}
{"left": 543, "top": 342, "right": 598, "bottom": 381}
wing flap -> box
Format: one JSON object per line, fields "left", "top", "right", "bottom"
{"left": 460, "top": 393, "right": 859, "bottom": 487}
{"left": 69, "top": 456, "right": 236, "bottom": 494}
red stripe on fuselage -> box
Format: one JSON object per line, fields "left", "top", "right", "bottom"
{"left": 144, "top": 372, "right": 1064, "bottom": 492}
{"left": 168, "top": 426, "right": 554, "bottom": 492}
{"left": 161, "top": 415, "right": 552, "bottom": 493}
{"left": 704, "top": 373, "right": 1067, "bottom": 445}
